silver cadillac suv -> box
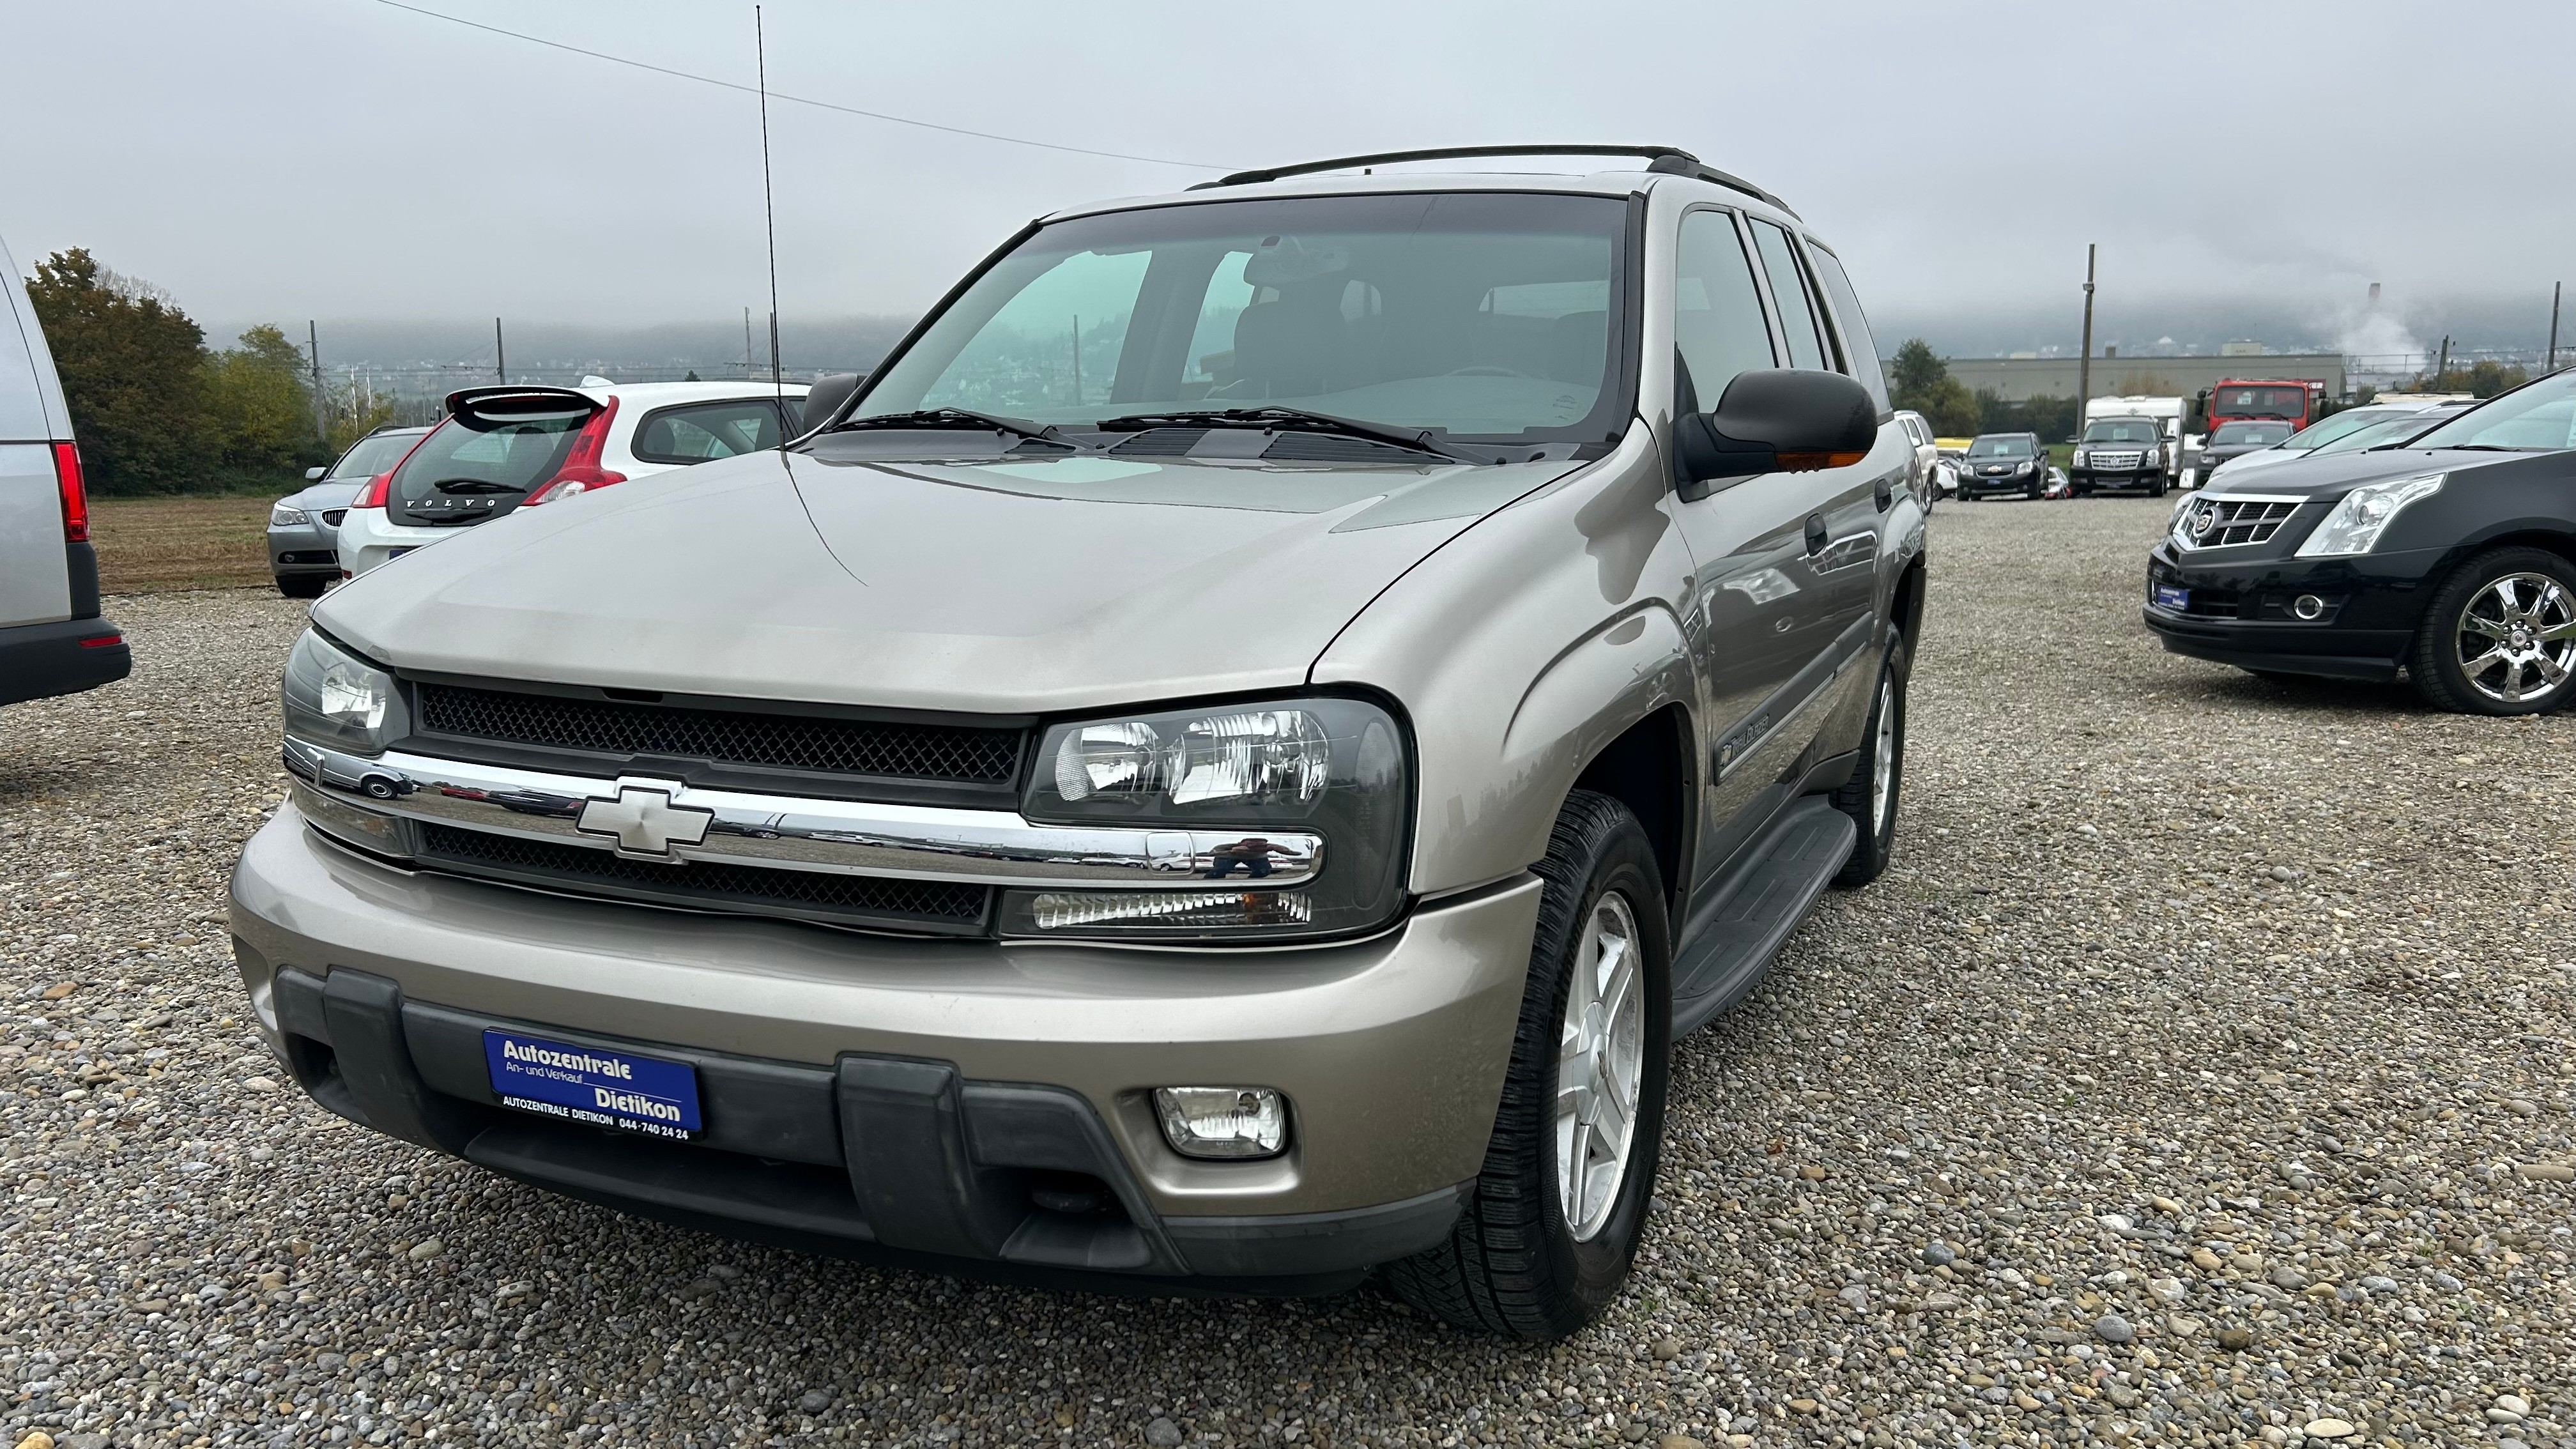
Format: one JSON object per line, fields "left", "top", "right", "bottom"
{"left": 229, "top": 146, "right": 1928, "bottom": 1337}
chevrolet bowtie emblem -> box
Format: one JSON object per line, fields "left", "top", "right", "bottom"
{"left": 575, "top": 783, "right": 714, "bottom": 859}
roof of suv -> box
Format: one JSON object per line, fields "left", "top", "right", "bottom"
{"left": 1040, "top": 146, "right": 1805, "bottom": 229}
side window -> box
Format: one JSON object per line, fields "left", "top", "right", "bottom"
{"left": 1673, "top": 211, "right": 1777, "bottom": 414}
{"left": 1749, "top": 220, "right": 1830, "bottom": 372}
{"left": 1806, "top": 242, "right": 1891, "bottom": 413}
{"left": 631, "top": 399, "right": 792, "bottom": 465}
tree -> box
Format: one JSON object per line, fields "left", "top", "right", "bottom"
{"left": 24, "top": 248, "right": 207, "bottom": 494}
{"left": 2417, "top": 360, "right": 2529, "bottom": 398}
{"left": 201, "top": 324, "right": 315, "bottom": 473}
{"left": 1886, "top": 338, "right": 1981, "bottom": 435}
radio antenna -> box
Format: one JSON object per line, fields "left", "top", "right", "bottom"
{"left": 755, "top": 4, "right": 785, "bottom": 449}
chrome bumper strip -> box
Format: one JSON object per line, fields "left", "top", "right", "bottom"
{"left": 283, "top": 739, "right": 1321, "bottom": 889}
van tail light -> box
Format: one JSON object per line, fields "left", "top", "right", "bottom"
{"left": 353, "top": 472, "right": 392, "bottom": 509}
{"left": 52, "top": 442, "right": 89, "bottom": 544}
{"left": 523, "top": 396, "right": 624, "bottom": 507}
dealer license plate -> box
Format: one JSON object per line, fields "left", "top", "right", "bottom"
{"left": 2152, "top": 584, "right": 2189, "bottom": 611}
{"left": 484, "top": 1030, "right": 700, "bottom": 1140}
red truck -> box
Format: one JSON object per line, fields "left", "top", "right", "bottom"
{"left": 2198, "top": 378, "right": 2327, "bottom": 433}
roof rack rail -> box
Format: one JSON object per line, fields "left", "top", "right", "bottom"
{"left": 1190, "top": 144, "right": 1798, "bottom": 217}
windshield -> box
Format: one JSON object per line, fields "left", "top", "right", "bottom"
{"left": 2310, "top": 413, "right": 2438, "bottom": 455}
{"left": 2082, "top": 420, "right": 2161, "bottom": 444}
{"left": 389, "top": 408, "right": 588, "bottom": 525}
{"left": 1967, "top": 436, "right": 2033, "bottom": 457}
{"left": 327, "top": 431, "right": 425, "bottom": 480}
{"left": 2408, "top": 371, "right": 2576, "bottom": 452}
{"left": 854, "top": 192, "right": 1629, "bottom": 442}
{"left": 2213, "top": 386, "right": 2307, "bottom": 420}
{"left": 2212, "top": 422, "right": 2293, "bottom": 447}
{"left": 2278, "top": 407, "right": 2407, "bottom": 450}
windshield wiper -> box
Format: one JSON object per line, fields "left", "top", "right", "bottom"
{"left": 2419, "top": 443, "right": 2530, "bottom": 452}
{"left": 431, "top": 478, "right": 520, "bottom": 494}
{"left": 1093, "top": 406, "right": 1476, "bottom": 463}
{"left": 826, "top": 408, "right": 1064, "bottom": 445}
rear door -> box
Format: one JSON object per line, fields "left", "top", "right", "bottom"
{"left": 1, "top": 233, "right": 74, "bottom": 628}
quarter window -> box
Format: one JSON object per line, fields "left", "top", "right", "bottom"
{"left": 1749, "top": 220, "right": 1830, "bottom": 372}
{"left": 1673, "top": 211, "right": 1777, "bottom": 413}
{"left": 631, "top": 399, "right": 795, "bottom": 464}
{"left": 1805, "top": 243, "right": 1890, "bottom": 411}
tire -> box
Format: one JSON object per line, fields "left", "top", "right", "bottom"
{"left": 2024, "top": 484, "right": 2042, "bottom": 501}
{"left": 2406, "top": 546, "right": 2576, "bottom": 716}
{"left": 1383, "top": 791, "right": 1671, "bottom": 1339}
{"left": 1830, "top": 634, "right": 1910, "bottom": 888}
{"left": 276, "top": 574, "right": 328, "bottom": 599}
{"left": 2147, "top": 472, "right": 2169, "bottom": 499}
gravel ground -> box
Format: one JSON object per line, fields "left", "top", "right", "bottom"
{"left": 1, "top": 494, "right": 2569, "bottom": 1449}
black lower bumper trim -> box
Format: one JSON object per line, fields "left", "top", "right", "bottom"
{"left": 264, "top": 964, "right": 1459, "bottom": 1290}
{"left": 2142, "top": 610, "right": 2407, "bottom": 682}
{"left": 0, "top": 614, "right": 131, "bottom": 708}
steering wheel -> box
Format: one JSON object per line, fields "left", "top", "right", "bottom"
{"left": 1445, "top": 365, "right": 1536, "bottom": 379}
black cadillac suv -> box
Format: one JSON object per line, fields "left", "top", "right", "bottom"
{"left": 2143, "top": 368, "right": 2576, "bottom": 715}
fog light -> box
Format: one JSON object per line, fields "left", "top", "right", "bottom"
{"left": 2292, "top": 594, "right": 2326, "bottom": 620}
{"left": 1154, "top": 1086, "right": 1287, "bottom": 1160}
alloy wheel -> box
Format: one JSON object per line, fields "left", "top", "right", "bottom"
{"left": 2454, "top": 572, "right": 2576, "bottom": 706}
{"left": 1556, "top": 890, "right": 1643, "bottom": 1243}
{"left": 1870, "top": 676, "right": 1898, "bottom": 836}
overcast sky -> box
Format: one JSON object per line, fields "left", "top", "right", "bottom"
{"left": 8, "top": 0, "right": 2572, "bottom": 355}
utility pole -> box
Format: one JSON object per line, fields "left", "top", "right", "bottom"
{"left": 745, "top": 307, "right": 755, "bottom": 380}
{"left": 307, "top": 321, "right": 327, "bottom": 443}
{"left": 2434, "top": 334, "right": 2449, "bottom": 385}
{"left": 2550, "top": 282, "right": 2563, "bottom": 374}
{"left": 494, "top": 318, "right": 507, "bottom": 383}
{"left": 2077, "top": 244, "right": 2097, "bottom": 429}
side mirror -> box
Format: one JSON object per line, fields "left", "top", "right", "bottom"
{"left": 799, "top": 372, "right": 867, "bottom": 434}
{"left": 304, "top": 466, "right": 327, "bottom": 481}
{"left": 1674, "top": 369, "right": 1878, "bottom": 497}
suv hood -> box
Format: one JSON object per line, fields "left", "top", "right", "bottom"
{"left": 314, "top": 447, "right": 1579, "bottom": 714}
{"left": 2204, "top": 446, "right": 2507, "bottom": 501}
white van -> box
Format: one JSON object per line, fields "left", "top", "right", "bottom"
{"left": 0, "top": 233, "right": 130, "bottom": 710}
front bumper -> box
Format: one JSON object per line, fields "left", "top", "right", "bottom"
{"left": 229, "top": 808, "right": 1540, "bottom": 1287}
{"left": 268, "top": 520, "right": 341, "bottom": 577}
{"left": 1959, "top": 470, "right": 2039, "bottom": 494}
{"left": 2141, "top": 540, "right": 2441, "bottom": 680}
{"left": 0, "top": 615, "right": 132, "bottom": 707}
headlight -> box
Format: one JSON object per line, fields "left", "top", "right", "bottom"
{"left": 2014, "top": 461, "right": 2034, "bottom": 474}
{"left": 2294, "top": 473, "right": 2444, "bottom": 558}
{"left": 2073, "top": 450, "right": 2090, "bottom": 466}
{"left": 1011, "top": 696, "right": 1408, "bottom": 940}
{"left": 271, "top": 503, "right": 310, "bottom": 526}
{"left": 282, "top": 629, "right": 407, "bottom": 754}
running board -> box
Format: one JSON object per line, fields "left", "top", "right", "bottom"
{"left": 1669, "top": 797, "right": 1855, "bottom": 1037}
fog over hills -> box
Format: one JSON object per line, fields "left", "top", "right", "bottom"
{"left": 222, "top": 288, "right": 2566, "bottom": 383}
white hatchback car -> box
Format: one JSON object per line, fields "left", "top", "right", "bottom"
{"left": 337, "top": 379, "right": 811, "bottom": 578}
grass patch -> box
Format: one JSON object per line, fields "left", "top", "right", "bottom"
{"left": 91, "top": 496, "right": 279, "bottom": 594}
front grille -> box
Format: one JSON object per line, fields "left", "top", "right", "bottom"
{"left": 417, "top": 683, "right": 1023, "bottom": 785}
{"left": 2178, "top": 497, "right": 2301, "bottom": 549}
{"left": 418, "top": 824, "right": 992, "bottom": 932}
{"left": 321, "top": 509, "right": 347, "bottom": 526}
{"left": 2090, "top": 450, "right": 2144, "bottom": 470}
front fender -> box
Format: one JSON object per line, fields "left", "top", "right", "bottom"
{"left": 1313, "top": 431, "right": 1698, "bottom": 896}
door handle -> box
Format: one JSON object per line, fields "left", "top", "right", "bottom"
{"left": 1804, "top": 514, "right": 1828, "bottom": 556}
